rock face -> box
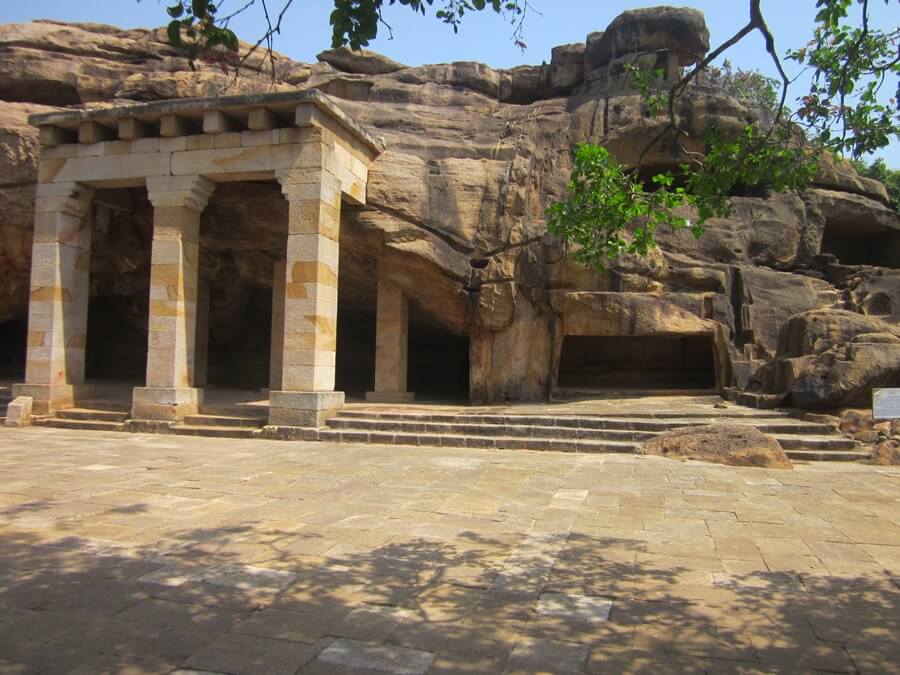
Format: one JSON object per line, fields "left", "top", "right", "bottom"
{"left": 640, "top": 424, "right": 793, "bottom": 469}
{"left": 0, "top": 7, "right": 898, "bottom": 407}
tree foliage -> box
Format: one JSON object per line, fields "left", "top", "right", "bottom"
{"left": 550, "top": 0, "right": 899, "bottom": 268}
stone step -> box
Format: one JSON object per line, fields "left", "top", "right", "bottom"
{"left": 34, "top": 417, "right": 126, "bottom": 432}
{"left": 72, "top": 399, "right": 131, "bottom": 413}
{"left": 775, "top": 436, "right": 860, "bottom": 452}
{"left": 315, "top": 428, "right": 638, "bottom": 453}
{"left": 171, "top": 424, "right": 258, "bottom": 439}
{"left": 785, "top": 449, "right": 871, "bottom": 462}
{"left": 57, "top": 408, "right": 129, "bottom": 423}
{"left": 183, "top": 414, "right": 266, "bottom": 428}
{"left": 325, "top": 417, "right": 655, "bottom": 442}
{"left": 329, "top": 414, "right": 833, "bottom": 437}
{"left": 334, "top": 410, "right": 792, "bottom": 426}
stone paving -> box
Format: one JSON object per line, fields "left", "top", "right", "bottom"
{"left": 0, "top": 426, "right": 899, "bottom": 674}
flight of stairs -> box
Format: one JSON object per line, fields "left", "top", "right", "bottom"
{"left": 317, "top": 408, "right": 868, "bottom": 462}
{"left": 34, "top": 404, "right": 267, "bottom": 438}
{"left": 28, "top": 400, "right": 868, "bottom": 462}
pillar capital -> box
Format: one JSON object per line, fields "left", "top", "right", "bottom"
{"left": 146, "top": 175, "right": 215, "bottom": 212}
{"left": 34, "top": 182, "right": 95, "bottom": 219}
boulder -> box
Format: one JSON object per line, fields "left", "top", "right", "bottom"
{"left": 778, "top": 309, "right": 900, "bottom": 358}
{"left": 585, "top": 6, "right": 709, "bottom": 73}
{"left": 788, "top": 342, "right": 900, "bottom": 409}
{"left": 640, "top": 423, "right": 793, "bottom": 469}
{"left": 317, "top": 47, "right": 407, "bottom": 75}
{"left": 813, "top": 153, "right": 890, "bottom": 205}
{"left": 871, "top": 439, "right": 900, "bottom": 465}
{"left": 548, "top": 43, "right": 585, "bottom": 94}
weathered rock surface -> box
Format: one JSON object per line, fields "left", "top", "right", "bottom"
{"left": 640, "top": 424, "right": 793, "bottom": 469}
{"left": 317, "top": 47, "right": 407, "bottom": 75}
{"left": 871, "top": 440, "right": 900, "bottom": 466}
{"left": 0, "top": 7, "right": 897, "bottom": 406}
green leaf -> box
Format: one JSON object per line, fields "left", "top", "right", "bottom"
{"left": 166, "top": 3, "right": 185, "bottom": 19}
{"left": 166, "top": 20, "right": 182, "bottom": 46}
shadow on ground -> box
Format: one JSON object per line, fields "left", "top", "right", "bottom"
{"left": 0, "top": 513, "right": 898, "bottom": 674}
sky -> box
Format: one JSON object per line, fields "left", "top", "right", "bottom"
{"left": 2, "top": 0, "right": 897, "bottom": 165}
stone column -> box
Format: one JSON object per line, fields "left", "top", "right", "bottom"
{"left": 268, "top": 170, "right": 344, "bottom": 427}
{"left": 14, "top": 182, "right": 94, "bottom": 415}
{"left": 366, "top": 279, "right": 414, "bottom": 403}
{"left": 132, "top": 175, "right": 214, "bottom": 421}
{"left": 269, "top": 259, "right": 286, "bottom": 392}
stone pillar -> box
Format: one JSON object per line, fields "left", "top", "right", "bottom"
{"left": 269, "top": 259, "right": 286, "bottom": 392}
{"left": 194, "top": 283, "right": 210, "bottom": 388}
{"left": 14, "top": 182, "right": 94, "bottom": 415}
{"left": 268, "top": 170, "right": 344, "bottom": 427}
{"left": 366, "top": 279, "right": 414, "bottom": 403}
{"left": 131, "top": 175, "right": 214, "bottom": 421}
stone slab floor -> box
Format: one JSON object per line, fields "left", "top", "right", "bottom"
{"left": 0, "top": 428, "right": 899, "bottom": 675}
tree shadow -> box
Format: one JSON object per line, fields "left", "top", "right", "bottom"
{"left": 0, "top": 515, "right": 897, "bottom": 674}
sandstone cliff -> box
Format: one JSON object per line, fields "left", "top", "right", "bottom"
{"left": 0, "top": 8, "right": 897, "bottom": 406}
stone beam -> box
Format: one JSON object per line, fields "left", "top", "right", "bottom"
{"left": 118, "top": 117, "right": 152, "bottom": 141}
{"left": 14, "top": 182, "right": 94, "bottom": 415}
{"left": 132, "top": 175, "right": 215, "bottom": 422}
{"left": 248, "top": 107, "right": 277, "bottom": 131}
{"left": 79, "top": 121, "right": 115, "bottom": 144}
{"left": 160, "top": 114, "right": 192, "bottom": 138}
{"left": 203, "top": 110, "right": 240, "bottom": 134}
{"left": 39, "top": 125, "right": 74, "bottom": 148}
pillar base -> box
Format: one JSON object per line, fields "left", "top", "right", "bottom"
{"left": 365, "top": 391, "right": 415, "bottom": 404}
{"left": 13, "top": 383, "right": 79, "bottom": 416}
{"left": 268, "top": 391, "right": 344, "bottom": 427}
{"left": 132, "top": 386, "right": 202, "bottom": 421}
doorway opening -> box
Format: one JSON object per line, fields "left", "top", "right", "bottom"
{"left": 84, "top": 187, "right": 152, "bottom": 383}
{"left": 0, "top": 316, "right": 26, "bottom": 379}
{"left": 408, "top": 306, "right": 470, "bottom": 401}
{"left": 821, "top": 216, "right": 900, "bottom": 267}
{"left": 198, "top": 181, "right": 284, "bottom": 391}
{"left": 557, "top": 334, "right": 716, "bottom": 391}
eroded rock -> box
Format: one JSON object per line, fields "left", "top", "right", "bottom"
{"left": 640, "top": 423, "right": 793, "bottom": 469}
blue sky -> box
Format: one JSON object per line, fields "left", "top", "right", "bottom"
{"left": 3, "top": 1, "right": 897, "bottom": 164}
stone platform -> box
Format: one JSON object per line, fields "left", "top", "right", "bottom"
{"left": 0, "top": 425, "right": 898, "bottom": 673}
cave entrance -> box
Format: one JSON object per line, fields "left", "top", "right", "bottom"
{"left": 821, "top": 216, "right": 900, "bottom": 267}
{"left": 197, "top": 181, "right": 284, "bottom": 392}
{"left": 557, "top": 334, "right": 717, "bottom": 392}
{"left": 84, "top": 188, "right": 152, "bottom": 385}
{"left": 408, "top": 306, "right": 470, "bottom": 402}
{"left": 0, "top": 317, "right": 26, "bottom": 380}
{"left": 335, "top": 307, "right": 376, "bottom": 399}
{"left": 334, "top": 218, "right": 378, "bottom": 400}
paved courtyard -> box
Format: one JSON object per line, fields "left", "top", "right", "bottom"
{"left": 0, "top": 427, "right": 899, "bottom": 674}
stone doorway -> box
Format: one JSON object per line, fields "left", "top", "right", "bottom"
{"left": 0, "top": 317, "right": 26, "bottom": 379}
{"left": 408, "top": 306, "right": 470, "bottom": 402}
{"left": 821, "top": 214, "right": 900, "bottom": 267}
{"left": 84, "top": 187, "right": 152, "bottom": 384}
{"left": 557, "top": 334, "right": 717, "bottom": 392}
{"left": 197, "top": 180, "right": 285, "bottom": 392}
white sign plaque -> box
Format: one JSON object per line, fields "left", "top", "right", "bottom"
{"left": 873, "top": 389, "right": 900, "bottom": 420}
